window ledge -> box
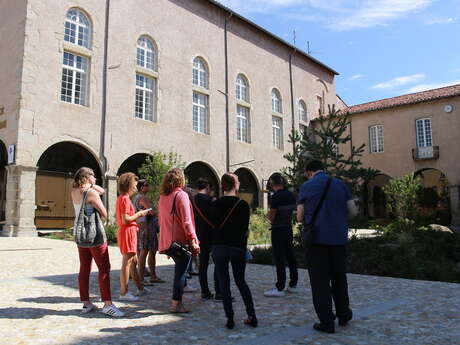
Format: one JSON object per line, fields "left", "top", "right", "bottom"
{"left": 192, "top": 85, "right": 210, "bottom": 95}
{"left": 62, "top": 42, "right": 92, "bottom": 57}
{"left": 134, "top": 116, "right": 158, "bottom": 125}
{"left": 192, "top": 130, "right": 211, "bottom": 137}
{"left": 236, "top": 100, "right": 251, "bottom": 107}
{"left": 135, "top": 67, "right": 158, "bottom": 78}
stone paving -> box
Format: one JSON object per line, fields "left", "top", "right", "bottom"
{"left": 0, "top": 237, "right": 459, "bottom": 345}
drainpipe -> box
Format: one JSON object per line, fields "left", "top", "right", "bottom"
{"left": 224, "top": 13, "right": 232, "bottom": 172}
{"left": 289, "top": 51, "right": 296, "bottom": 161}
{"left": 100, "top": 0, "right": 110, "bottom": 207}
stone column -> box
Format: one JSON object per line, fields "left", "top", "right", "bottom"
{"left": 450, "top": 184, "right": 460, "bottom": 230}
{"left": 1, "top": 165, "right": 37, "bottom": 237}
{"left": 106, "top": 175, "right": 118, "bottom": 222}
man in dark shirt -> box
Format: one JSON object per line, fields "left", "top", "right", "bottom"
{"left": 264, "top": 175, "right": 298, "bottom": 297}
{"left": 297, "top": 160, "right": 358, "bottom": 334}
{"left": 191, "top": 178, "right": 220, "bottom": 300}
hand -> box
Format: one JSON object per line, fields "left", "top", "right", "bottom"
{"left": 139, "top": 209, "right": 149, "bottom": 217}
{"left": 191, "top": 242, "right": 200, "bottom": 256}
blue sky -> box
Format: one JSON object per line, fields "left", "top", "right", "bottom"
{"left": 217, "top": 0, "right": 460, "bottom": 105}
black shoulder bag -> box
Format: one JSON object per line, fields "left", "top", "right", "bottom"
{"left": 162, "top": 191, "right": 192, "bottom": 259}
{"left": 301, "top": 177, "right": 332, "bottom": 250}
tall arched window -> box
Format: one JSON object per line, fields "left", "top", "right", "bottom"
{"left": 137, "top": 36, "right": 156, "bottom": 71}
{"left": 64, "top": 9, "right": 91, "bottom": 49}
{"left": 192, "top": 57, "right": 209, "bottom": 89}
{"left": 298, "top": 100, "right": 307, "bottom": 123}
{"left": 236, "top": 74, "right": 249, "bottom": 102}
{"left": 271, "top": 88, "right": 282, "bottom": 113}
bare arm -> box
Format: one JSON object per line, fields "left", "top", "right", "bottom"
{"left": 86, "top": 189, "right": 108, "bottom": 219}
{"left": 122, "top": 209, "right": 149, "bottom": 224}
{"left": 267, "top": 209, "right": 277, "bottom": 224}
{"left": 90, "top": 184, "right": 105, "bottom": 195}
{"left": 296, "top": 204, "right": 304, "bottom": 223}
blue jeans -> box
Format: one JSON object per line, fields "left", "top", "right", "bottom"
{"left": 171, "top": 253, "right": 191, "bottom": 301}
{"left": 212, "top": 245, "right": 255, "bottom": 319}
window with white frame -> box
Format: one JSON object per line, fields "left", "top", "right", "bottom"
{"left": 136, "top": 36, "right": 156, "bottom": 70}
{"left": 416, "top": 118, "right": 433, "bottom": 147}
{"left": 193, "top": 92, "right": 209, "bottom": 134}
{"left": 317, "top": 95, "right": 323, "bottom": 115}
{"left": 64, "top": 9, "right": 91, "bottom": 49}
{"left": 193, "top": 57, "right": 209, "bottom": 89}
{"left": 61, "top": 52, "right": 89, "bottom": 106}
{"left": 271, "top": 89, "right": 282, "bottom": 113}
{"left": 135, "top": 74, "right": 155, "bottom": 121}
{"left": 299, "top": 100, "right": 307, "bottom": 122}
{"left": 272, "top": 116, "right": 283, "bottom": 149}
{"left": 369, "top": 125, "right": 384, "bottom": 153}
{"left": 236, "top": 74, "right": 249, "bottom": 102}
{"left": 237, "top": 105, "right": 250, "bottom": 143}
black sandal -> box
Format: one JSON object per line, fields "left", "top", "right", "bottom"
{"left": 244, "top": 315, "right": 258, "bottom": 328}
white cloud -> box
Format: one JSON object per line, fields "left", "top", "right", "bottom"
{"left": 426, "top": 17, "right": 457, "bottom": 25}
{"left": 350, "top": 74, "right": 363, "bottom": 80}
{"left": 371, "top": 74, "right": 425, "bottom": 89}
{"left": 405, "top": 80, "right": 460, "bottom": 93}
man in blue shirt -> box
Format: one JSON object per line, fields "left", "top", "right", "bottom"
{"left": 297, "top": 160, "right": 358, "bottom": 334}
{"left": 264, "top": 175, "right": 298, "bottom": 297}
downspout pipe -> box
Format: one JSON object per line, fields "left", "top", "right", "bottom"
{"left": 289, "top": 50, "right": 296, "bottom": 155}
{"left": 224, "top": 13, "right": 232, "bottom": 172}
{"left": 100, "top": 0, "right": 110, "bottom": 207}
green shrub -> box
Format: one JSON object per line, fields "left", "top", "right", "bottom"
{"left": 105, "top": 222, "right": 118, "bottom": 244}
{"left": 383, "top": 173, "right": 422, "bottom": 221}
{"left": 248, "top": 208, "right": 271, "bottom": 245}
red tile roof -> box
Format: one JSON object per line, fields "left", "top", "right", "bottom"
{"left": 342, "top": 84, "right": 460, "bottom": 115}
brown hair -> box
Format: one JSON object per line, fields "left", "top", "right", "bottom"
{"left": 221, "top": 173, "right": 237, "bottom": 192}
{"left": 73, "top": 167, "right": 94, "bottom": 188}
{"left": 118, "top": 172, "right": 138, "bottom": 195}
{"left": 160, "top": 168, "right": 185, "bottom": 195}
{"left": 137, "top": 179, "right": 148, "bottom": 191}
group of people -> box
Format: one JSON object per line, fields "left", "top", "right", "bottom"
{"left": 71, "top": 159, "right": 357, "bottom": 333}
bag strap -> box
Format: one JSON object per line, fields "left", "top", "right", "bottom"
{"left": 78, "top": 190, "right": 90, "bottom": 219}
{"left": 218, "top": 199, "right": 241, "bottom": 230}
{"left": 191, "top": 195, "right": 216, "bottom": 229}
{"left": 308, "top": 177, "right": 332, "bottom": 227}
{"left": 170, "top": 191, "right": 180, "bottom": 239}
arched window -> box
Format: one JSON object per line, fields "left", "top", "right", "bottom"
{"left": 192, "top": 57, "right": 209, "bottom": 89}
{"left": 137, "top": 36, "right": 156, "bottom": 70}
{"left": 236, "top": 74, "right": 249, "bottom": 102}
{"left": 298, "top": 100, "right": 307, "bottom": 123}
{"left": 64, "top": 9, "right": 91, "bottom": 49}
{"left": 271, "top": 88, "right": 282, "bottom": 113}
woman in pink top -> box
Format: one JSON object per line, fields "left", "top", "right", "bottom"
{"left": 158, "top": 168, "right": 200, "bottom": 313}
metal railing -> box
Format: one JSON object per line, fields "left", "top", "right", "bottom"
{"left": 412, "top": 146, "right": 439, "bottom": 161}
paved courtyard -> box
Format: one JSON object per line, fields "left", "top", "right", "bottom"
{"left": 0, "top": 237, "right": 459, "bottom": 345}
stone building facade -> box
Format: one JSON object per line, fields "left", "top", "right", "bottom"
{"left": 0, "top": 0, "right": 338, "bottom": 235}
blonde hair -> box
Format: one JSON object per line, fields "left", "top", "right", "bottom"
{"left": 118, "top": 172, "right": 138, "bottom": 195}
{"left": 73, "top": 167, "right": 94, "bottom": 188}
{"left": 160, "top": 168, "right": 185, "bottom": 195}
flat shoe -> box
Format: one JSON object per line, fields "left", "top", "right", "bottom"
{"left": 313, "top": 322, "right": 335, "bottom": 333}
{"left": 170, "top": 304, "right": 191, "bottom": 314}
{"left": 151, "top": 278, "right": 166, "bottom": 283}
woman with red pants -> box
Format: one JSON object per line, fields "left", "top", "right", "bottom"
{"left": 71, "top": 167, "right": 124, "bottom": 317}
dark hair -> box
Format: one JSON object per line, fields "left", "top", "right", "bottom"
{"left": 305, "top": 160, "right": 324, "bottom": 173}
{"left": 196, "top": 178, "right": 210, "bottom": 190}
{"left": 118, "top": 172, "right": 138, "bottom": 194}
{"left": 73, "top": 167, "right": 94, "bottom": 188}
{"left": 221, "top": 173, "right": 237, "bottom": 192}
{"left": 137, "top": 179, "right": 148, "bottom": 191}
{"left": 269, "top": 174, "right": 285, "bottom": 187}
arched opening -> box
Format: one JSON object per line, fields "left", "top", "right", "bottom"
{"left": 117, "top": 153, "right": 150, "bottom": 177}
{"left": 415, "top": 168, "right": 451, "bottom": 225}
{"left": 185, "top": 161, "right": 220, "bottom": 198}
{"left": 35, "top": 142, "right": 102, "bottom": 229}
{"left": 234, "top": 168, "right": 259, "bottom": 210}
{"left": 367, "top": 174, "right": 391, "bottom": 219}
{"left": 0, "top": 140, "right": 7, "bottom": 227}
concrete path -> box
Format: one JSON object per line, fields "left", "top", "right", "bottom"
{"left": 0, "top": 237, "right": 459, "bottom": 345}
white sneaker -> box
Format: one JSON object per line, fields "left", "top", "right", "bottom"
{"left": 119, "top": 291, "right": 139, "bottom": 301}
{"left": 101, "top": 304, "right": 125, "bottom": 317}
{"left": 81, "top": 303, "right": 97, "bottom": 314}
{"left": 184, "top": 285, "right": 198, "bottom": 293}
{"left": 286, "top": 286, "right": 298, "bottom": 293}
{"left": 264, "top": 288, "right": 286, "bottom": 297}
{"left": 136, "top": 286, "right": 152, "bottom": 296}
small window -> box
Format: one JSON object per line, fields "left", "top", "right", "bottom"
{"left": 193, "top": 57, "right": 209, "bottom": 89}
{"left": 272, "top": 116, "right": 283, "bottom": 149}
{"left": 237, "top": 105, "right": 250, "bottom": 143}
{"left": 416, "top": 118, "right": 432, "bottom": 147}
{"left": 236, "top": 74, "right": 249, "bottom": 102}
{"left": 317, "top": 95, "right": 324, "bottom": 115}
{"left": 136, "top": 37, "right": 156, "bottom": 70}
{"left": 298, "top": 100, "right": 307, "bottom": 122}
{"left": 271, "top": 89, "right": 282, "bottom": 113}
{"left": 135, "top": 74, "right": 155, "bottom": 121}
{"left": 193, "top": 92, "right": 209, "bottom": 134}
{"left": 369, "top": 125, "right": 384, "bottom": 153}
{"left": 61, "top": 51, "right": 89, "bottom": 106}
{"left": 64, "top": 9, "right": 91, "bottom": 49}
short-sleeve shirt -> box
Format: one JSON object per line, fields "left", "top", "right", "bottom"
{"left": 116, "top": 194, "right": 137, "bottom": 231}
{"left": 298, "top": 172, "right": 352, "bottom": 245}
{"left": 270, "top": 189, "right": 296, "bottom": 229}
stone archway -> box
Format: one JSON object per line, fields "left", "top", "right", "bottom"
{"left": 35, "top": 142, "right": 102, "bottom": 229}
{"left": 185, "top": 161, "right": 220, "bottom": 197}
{"left": 0, "top": 140, "right": 7, "bottom": 227}
{"left": 117, "top": 153, "right": 150, "bottom": 177}
{"left": 234, "top": 168, "right": 260, "bottom": 209}
{"left": 367, "top": 174, "right": 391, "bottom": 219}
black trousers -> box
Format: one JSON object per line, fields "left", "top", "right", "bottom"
{"left": 307, "top": 244, "right": 352, "bottom": 325}
{"left": 213, "top": 245, "right": 256, "bottom": 319}
{"left": 198, "top": 244, "right": 220, "bottom": 295}
{"left": 271, "top": 227, "right": 298, "bottom": 291}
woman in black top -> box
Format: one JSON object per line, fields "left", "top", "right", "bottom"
{"left": 212, "top": 173, "right": 257, "bottom": 329}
